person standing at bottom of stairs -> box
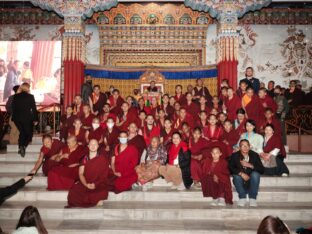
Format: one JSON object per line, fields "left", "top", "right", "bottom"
{"left": 11, "top": 83, "right": 38, "bottom": 157}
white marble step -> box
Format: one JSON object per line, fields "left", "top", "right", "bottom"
{"left": 1, "top": 173, "right": 312, "bottom": 187}
{"left": 7, "top": 186, "right": 312, "bottom": 203}
{"left": 7, "top": 144, "right": 42, "bottom": 152}
{"left": 1, "top": 201, "right": 312, "bottom": 221}
{"left": 1, "top": 219, "right": 310, "bottom": 234}
{"left": 0, "top": 161, "right": 309, "bottom": 174}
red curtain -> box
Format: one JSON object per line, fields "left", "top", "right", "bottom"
{"left": 31, "top": 41, "right": 55, "bottom": 83}
{"left": 63, "top": 59, "right": 84, "bottom": 108}
{"left": 217, "top": 60, "right": 238, "bottom": 90}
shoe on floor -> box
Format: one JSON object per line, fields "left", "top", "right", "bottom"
{"left": 131, "top": 182, "right": 141, "bottom": 191}
{"left": 176, "top": 183, "right": 185, "bottom": 191}
{"left": 217, "top": 198, "right": 226, "bottom": 206}
{"left": 249, "top": 198, "right": 258, "bottom": 207}
{"left": 281, "top": 173, "right": 289, "bottom": 177}
{"left": 237, "top": 198, "right": 247, "bottom": 207}
{"left": 142, "top": 182, "right": 153, "bottom": 191}
{"left": 211, "top": 199, "right": 218, "bottom": 206}
{"left": 20, "top": 146, "right": 26, "bottom": 158}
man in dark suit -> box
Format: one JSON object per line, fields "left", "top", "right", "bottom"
{"left": 240, "top": 67, "right": 260, "bottom": 94}
{"left": 12, "top": 83, "right": 38, "bottom": 157}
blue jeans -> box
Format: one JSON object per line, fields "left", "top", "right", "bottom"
{"left": 232, "top": 171, "right": 260, "bottom": 199}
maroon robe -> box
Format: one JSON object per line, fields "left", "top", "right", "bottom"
{"left": 189, "top": 137, "right": 209, "bottom": 181}
{"left": 203, "top": 125, "right": 223, "bottom": 141}
{"left": 90, "top": 92, "right": 107, "bottom": 115}
{"left": 109, "top": 96, "right": 124, "bottom": 116}
{"left": 234, "top": 119, "right": 247, "bottom": 136}
{"left": 114, "top": 144, "right": 139, "bottom": 193}
{"left": 67, "top": 154, "right": 110, "bottom": 207}
{"left": 137, "top": 105, "right": 151, "bottom": 115}
{"left": 183, "top": 102, "right": 200, "bottom": 120}
{"left": 173, "top": 115, "right": 194, "bottom": 130}
{"left": 174, "top": 94, "right": 187, "bottom": 105}
{"left": 47, "top": 145, "right": 85, "bottom": 190}
{"left": 158, "top": 104, "right": 174, "bottom": 120}
{"left": 141, "top": 124, "right": 161, "bottom": 145}
{"left": 128, "top": 134, "right": 146, "bottom": 160}
{"left": 81, "top": 114, "right": 95, "bottom": 128}
{"left": 224, "top": 95, "right": 241, "bottom": 121}
{"left": 263, "top": 134, "right": 286, "bottom": 158}
{"left": 193, "top": 86, "right": 212, "bottom": 102}
{"left": 41, "top": 139, "right": 65, "bottom": 176}
{"left": 87, "top": 127, "right": 104, "bottom": 143}
{"left": 221, "top": 129, "right": 240, "bottom": 154}
{"left": 102, "top": 126, "right": 120, "bottom": 157}
{"left": 160, "top": 127, "right": 174, "bottom": 149}
{"left": 259, "top": 95, "right": 277, "bottom": 115}
{"left": 244, "top": 95, "right": 262, "bottom": 123}
{"left": 202, "top": 140, "right": 232, "bottom": 159}
{"left": 60, "top": 114, "right": 76, "bottom": 141}
{"left": 201, "top": 159, "right": 233, "bottom": 204}
{"left": 72, "top": 104, "right": 83, "bottom": 118}
{"left": 118, "top": 111, "right": 139, "bottom": 132}
{"left": 259, "top": 117, "right": 282, "bottom": 137}
{"left": 68, "top": 127, "right": 86, "bottom": 145}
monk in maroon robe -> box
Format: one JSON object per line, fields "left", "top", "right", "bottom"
{"left": 183, "top": 92, "right": 200, "bottom": 120}
{"left": 192, "top": 78, "right": 212, "bottom": 103}
{"left": 102, "top": 117, "right": 120, "bottom": 158}
{"left": 117, "top": 102, "right": 139, "bottom": 132}
{"left": 137, "top": 98, "right": 151, "bottom": 115}
{"left": 221, "top": 120, "right": 240, "bottom": 154}
{"left": 47, "top": 136, "right": 85, "bottom": 190}
{"left": 158, "top": 94, "right": 174, "bottom": 120}
{"left": 112, "top": 131, "right": 139, "bottom": 193}
{"left": 201, "top": 147, "right": 233, "bottom": 205}
{"left": 128, "top": 122, "right": 146, "bottom": 161}
{"left": 67, "top": 139, "right": 110, "bottom": 207}
{"left": 160, "top": 119, "right": 174, "bottom": 149}
{"left": 68, "top": 119, "right": 87, "bottom": 145}
{"left": 242, "top": 88, "right": 262, "bottom": 123}
{"left": 30, "top": 135, "right": 65, "bottom": 176}
{"left": 174, "top": 85, "right": 187, "bottom": 105}
{"left": 258, "top": 108, "right": 282, "bottom": 136}
{"left": 173, "top": 108, "right": 194, "bottom": 130}
{"left": 224, "top": 88, "right": 241, "bottom": 121}
{"left": 108, "top": 89, "right": 124, "bottom": 116}
{"left": 85, "top": 118, "right": 104, "bottom": 144}
{"left": 60, "top": 106, "right": 76, "bottom": 141}
{"left": 140, "top": 115, "right": 160, "bottom": 145}
{"left": 81, "top": 104, "right": 95, "bottom": 129}
{"left": 89, "top": 85, "right": 107, "bottom": 116}
{"left": 202, "top": 114, "right": 223, "bottom": 141}
{"left": 72, "top": 95, "right": 84, "bottom": 118}
{"left": 189, "top": 128, "right": 209, "bottom": 185}
{"left": 258, "top": 88, "right": 277, "bottom": 117}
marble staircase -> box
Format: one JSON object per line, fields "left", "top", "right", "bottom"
{"left": 0, "top": 139, "right": 311, "bottom": 233}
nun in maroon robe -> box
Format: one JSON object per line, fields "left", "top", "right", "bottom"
{"left": 40, "top": 139, "right": 65, "bottom": 176}
{"left": 141, "top": 121, "right": 161, "bottom": 146}
{"left": 86, "top": 124, "right": 104, "bottom": 144}
{"left": 117, "top": 102, "right": 139, "bottom": 132}
{"left": 189, "top": 128, "right": 209, "bottom": 183}
{"left": 112, "top": 133, "right": 139, "bottom": 193}
{"left": 201, "top": 149, "right": 233, "bottom": 204}
{"left": 47, "top": 137, "right": 85, "bottom": 190}
{"left": 81, "top": 105, "right": 95, "bottom": 129}
{"left": 160, "top": 120, "right": 174, "bottom": 150}
{"left": 221, "top": 120, "right": 240, "bottom": 155}
{"left": 67, "top": 140, "right": 110, "bottom": 208}
{"left": 108, "top": 91, "right": 124, "bottom": 116}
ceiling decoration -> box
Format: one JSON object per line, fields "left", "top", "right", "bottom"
{"left": 184, "top": 0, "right": 272, "bottom": 20}
{"left": 30, "top": 0, "right": 118, "bottom": 19}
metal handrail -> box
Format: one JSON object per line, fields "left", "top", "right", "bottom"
{"left": 285, "top": 120, "right": 312, "bottom": 152}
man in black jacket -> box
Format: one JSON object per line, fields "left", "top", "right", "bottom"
{"left": 229, "top": 139, "right": 264, "bottom": 207}
{"left": 240, "top": 67, "right": 260, "bottom": 94}
{"left": 12, "top": 83, "right": 38, "bottom": 157}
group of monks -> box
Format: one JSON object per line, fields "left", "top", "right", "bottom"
{"left": 29, "top": 67, "right": 289, "bottom": 207}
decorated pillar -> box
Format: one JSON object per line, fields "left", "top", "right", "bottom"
{"left": 184, "top": 0, "right": 272, "bottom": 90}
{"left": 29, "top": 0, "right": 118, "bottom": 107}
{"left": 62, "top": 16, "right": 86, "bottom": 108}
{"left": 216, "top": 10, "right": 239, "bottom": 90}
